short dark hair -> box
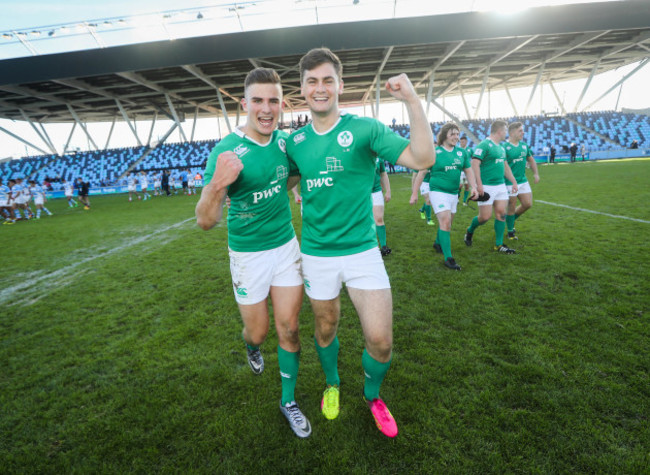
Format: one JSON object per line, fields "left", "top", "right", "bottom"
{"left": 508, "top": 121, "right": 523, "bottom": 133}
{"left": 299, "top": 47, "right": 342, "bottom": 83}
{"left": 490, "top": 120, "right": 507, "bottom": 134}
{"left": 244, "top": 68, "right": 281, "bottom": 91}
{"left": 437, "top": 122, "right": 460, "bottom": 145}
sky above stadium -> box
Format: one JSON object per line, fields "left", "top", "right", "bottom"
{"left": 1, "top": 0, "right": 648, "bottom": 158}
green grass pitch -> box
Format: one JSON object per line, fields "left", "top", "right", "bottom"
{"left": 1, "top": 159, "right": 648, "bottom": 472}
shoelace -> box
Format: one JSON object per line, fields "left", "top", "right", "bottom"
{"left": 285, "top": 404, "right": 305, "bottom": 425}
{"left": 249, "top": 349, "right": 262, "bottom": 364}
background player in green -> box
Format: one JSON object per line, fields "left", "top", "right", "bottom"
{"left": 410, "top": 122, "right": 478, "bottom": 270}
{"left": 504, "top": 122, "right": 540, "bottom": 240}
{"left": 464, "top": 120, "right": 519, "bottom": 254}
{"left": 195, "top": 68, "right": 311, "bottom": 438}
{"left": 286, "top": 47, "right": 434, "bottom": 438}
{"left": 458, "top": 136, "right": 473, "bottom": 206}
{"left": 372, "top": 157, "right": 392, "bottom": 256}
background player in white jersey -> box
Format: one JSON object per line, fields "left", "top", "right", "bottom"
{"left": 504, "top": 122, "right": 540, "bottom": 240}
{"left": 169, "top": 174, "right": 178, "bottom": 195}
{"left": 29, "top": 180, "right": 53, "bottom": 218}
{"left": 139, "top": 172, "right": 151, "bottom": 201}
{"left": 63, "top": 179, "right": 78, "bottom": 207}
{"left": 286, "top": 47, "right": 434, "bottom": 438}
{"left": 187, "top": 170, "right": 197, "bottom": 195}
{"left": 196, "top": 68, "right": 311, "bottom": 438}
{"left": 153, "top": 173, "right": 162, "bottom": 196}
{"left": 12, "top": 178, "right": 34, "bottom": 220}
{"left": 126, "top": 172, "right": 140, "bottom": 201}
{"left": 0, "top": 178, "right": 15, "bottom": 224}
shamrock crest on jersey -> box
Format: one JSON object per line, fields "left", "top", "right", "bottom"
{"left": 337, "top": 130, "right": 354, "bottom": 148}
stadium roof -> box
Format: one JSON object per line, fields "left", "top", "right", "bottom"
{"left": 0, "top": 0, "right": 649, "bottom": 124}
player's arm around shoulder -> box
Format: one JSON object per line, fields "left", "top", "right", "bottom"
{"left": 196, "top": 151, "right": 243, "bottom": 230}
{"left": 385, "top": 74, "right": 435, "bottom": 170}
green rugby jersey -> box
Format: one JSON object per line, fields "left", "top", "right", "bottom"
{"left": 428, "top": 145, "right": 472, "bottom": 194}
{"left": 472, "top": 139, "right": 507, "bottom": 186}
{"left": 204, "top": 129, "right": 294, "bottom": 252}
{"left": 372, "top": 158, "right": 386, "bottom": 193}
{"left": 286, "top": 113, "right": 409, "bottom": 257}
{"left": 504, "top": 140, "right": 533, "bottom": 185}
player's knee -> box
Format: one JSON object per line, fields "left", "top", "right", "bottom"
{"left": 277, "top": 321, "right": 299, "bottom": 345}
{"left": 366, "top": 335, "right": 392, "bottom": 360}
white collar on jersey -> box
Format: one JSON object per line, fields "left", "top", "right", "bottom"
{"left": 234, "top": 127, "right": 274, "bottom": 147}
{"left": 310, "top": 111, "right": 349, "bottom": 136}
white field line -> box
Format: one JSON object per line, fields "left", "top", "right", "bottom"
{"left": 536, "top": 200, "right": 650, "bottom": 224}
{"left": 0, "top": 217, "right": 196, "bottom": 306}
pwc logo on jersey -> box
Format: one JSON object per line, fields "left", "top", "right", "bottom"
{"left": 337, "top": 131, "right": 353, "bottom": 148}
{"left": 252, "top": 184, "right": 282, "bottom": 203}
{"left": 234, "top": 144, "right": 250, "bottom": 158}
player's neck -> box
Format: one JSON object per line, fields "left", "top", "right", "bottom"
{"left": 310, "top": 108, "right": 341, "bottom": 134}
{"left": 508, "top": 138, "right": 519, "bottom": 146}
{"left": 442, "top": 143, "right": 454, "bottom": 152}
{"left": 489, "top": 134, "right": 502, "bottom": 144}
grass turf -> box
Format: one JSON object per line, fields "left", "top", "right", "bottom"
{"left": 1, "top": 159, "right": 648, "bottom": 472}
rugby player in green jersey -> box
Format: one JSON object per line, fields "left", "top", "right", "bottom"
{"left": 411, "top": 169, "right": 435, "bottom": 225}
{"left": 196, "top": 68, "right": 311, "bottom": 438}
{"left": 373, "top": 158, "right": 392, "bottom": 256}
{"left": 458, "top": 136, "right": 472, "bottom": 206}
{"left": 410, "top": 123, "right": 478, "bottom": 270}
{"left": 504, "top": 122, "right": 540, "bottom": 240}
{"left": 286, "top": 47, "right": 434, "bottom": 438}
{"left": 463, "top": 120, "right": 519, "bottom": 254}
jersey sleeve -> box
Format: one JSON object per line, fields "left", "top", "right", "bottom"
{"left": 369, "top": 119, "right": 409, "bottom": 165}
{"left": 472, "top": 142, "right": 488, "bottom": 160}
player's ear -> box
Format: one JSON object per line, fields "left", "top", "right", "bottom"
{"left": 281, "top": 99, "right": 287, "bottom": 110}
{"left": 338, "top": 79, "right": 344, "bottom": 95}
{"left": 240, "top": 97, "right": 248, "bottom": 112}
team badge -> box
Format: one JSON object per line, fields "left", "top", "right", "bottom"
{"left": 337, "top": 131, "right": 353, "bottom": 148}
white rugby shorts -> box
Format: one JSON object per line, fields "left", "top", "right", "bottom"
{"left": 507, "top": 181, "right": 532, "bottom": 197}
{"left": 301, "top": 247, "right": 390, "bottom": 300}
{"left": 478, "top": 184, "right": 509, "bottom": 206}
{"left": 371, "top": 190, "right": 384, "bottom": 207}
{"left": 228, "top": 237, "right": 302, "bottom": 305}
{"left": 429, "top": 190, "right": 459, "bottom": 215}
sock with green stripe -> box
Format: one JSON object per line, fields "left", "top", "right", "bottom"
{"left": 438, "top": 229, "right": 452, "bottom": 259}
{"left": 506, "top": 214, "right": 516, "bottom": 232}
{"left": 362, "top": 349, "right": 392, "bottom": 400}
{"left": 278, "top": 346, "right": 300, "bottom": 405}
{"left": 494, "top": 219, "right": 506, "bottom": 246}
{"left": 376, "top": 225, "right": 387, "bottom": 247}
{"left": 315, "top": 336, "right": 340, "bottom": 386}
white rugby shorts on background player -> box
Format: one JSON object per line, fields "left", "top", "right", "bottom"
{"left": 128, "top": 185, "right": 136, "bottom": 192}
{"left": 507, "top": 181, "right": 531, "bottom": 197}
{"left": 429, "top": 191, "right": 459, "bottom": 215}
{"left": 460, "top": 171, "right": 468, "bottom": 184}
{"left": 419, "top": 182, "right": 430, "bottom": 195}
{"left": 371, "top": 190, "right": 384, "bottom": 207}
{"left": 228, "top": 237, "right": 302, "bottom": 305}
{"left": 478, "top": 184, "right": 509, "bottom": 206}
{"left": 34, "top": 197, "right": 44, "bottom": 206}
{"left": 301, "top": 247, "right": 390, "bottom": 300}
{"left": 0, "top": 198, "right": 8, "bottom": 207}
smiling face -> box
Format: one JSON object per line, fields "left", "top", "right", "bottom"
{"left": 241, "top": 82, "right": 283, "bottom": 144}
{"left": 510, "top": 125, "right": 524, "bottom": 143}
{"left": 300, "top": 62, "right": 344, "bottom": 119}
{"left": 443, "top": 127, "right": 460, "bottom": 148}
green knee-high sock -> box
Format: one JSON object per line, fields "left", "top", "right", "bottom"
{"left": 467, "top": 216, "right": 483, "bottom": 233}
{"left": 463, "top": 189, "right": 469, "bottom": 203}
{"left": 438, "top": 230, "right": 452, "bottom": 259}
{"left": 315, "top": 336, "right": 340, "bottom": 386}
{"left": 278, "top": 346, "right": 300, "bottom": 405}
{"left": 434, "top": 228, "right": 440, "bottom": 245}
{"left": 418, "top": 205, "right": 424, "bottom": 213}
{"left": 506, "top": 214, "right": 516, "bottom": 232}
{"left": 494, "top": 219, "right": 506, "bottom": 246}
{"left": 362, "top": 349, "right": 392, "bottom": 400}
{"left": 377, "top": 225, "right": 387, "bottom": 247}
{"left": 424, "top": 205, "right": 432, "bottom": 221}
{"left": 514, "top": 213, "right": 521, "bottom": 220}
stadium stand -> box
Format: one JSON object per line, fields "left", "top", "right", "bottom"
{"left": 1, "top": 111, "right": 647, "bottom": 188}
